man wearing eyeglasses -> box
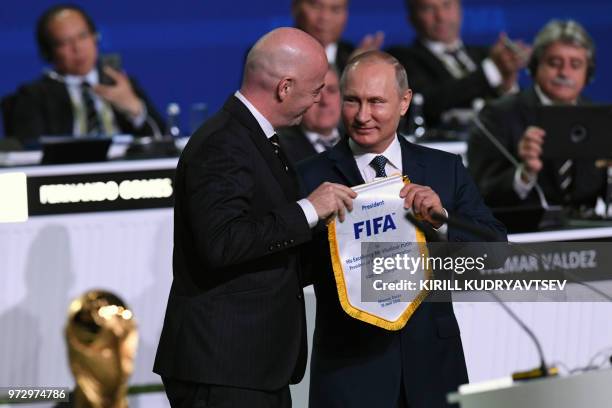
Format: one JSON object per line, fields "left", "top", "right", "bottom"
{"left": 7, "top": 4, "right": 164, "bottom": 146}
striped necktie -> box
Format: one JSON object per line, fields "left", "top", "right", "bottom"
{"left": 444, "top": 48, "right": 471, "bottom": 77}
{"left": 81, "top": 81, "right": 101, "bottom": 136}
{"left": 270, "top": 134, "right": 290, "bottom": 172}
{"left": 559, "top": 159, "right": 574, "bottom": 201}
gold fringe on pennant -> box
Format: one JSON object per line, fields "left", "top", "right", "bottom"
{"left": 327, "top": 177, "right": 432, "bottom": 331}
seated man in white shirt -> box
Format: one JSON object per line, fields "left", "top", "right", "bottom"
{"left": 387, "top": 0, "right": 530, "bottom": 129}
{"left": 279, "top": 66, "right": 342, "bottom": 163}
{"left": 468, "top": 20, "right": 605, "bottom": 214}
{"left": 8, "top": 4, "right": 164, "bottom": 147}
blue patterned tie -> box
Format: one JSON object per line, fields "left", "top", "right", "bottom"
{"left": 370, "top": 155, "right": 388, "bottom": 178}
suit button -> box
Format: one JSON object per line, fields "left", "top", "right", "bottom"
{"left": 269, "top": 245, "right": 274, "bottom": 251}
{"left": 297, "top": 293, "right": 303, "bottom": 300}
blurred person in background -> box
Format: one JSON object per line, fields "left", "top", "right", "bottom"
{"left": 6, "top": 4, "right": 163, "bottom": 147}
{"left": 292, "top": 0, "right": 385, "bottom": 73}
{"left": 387, "top": 0, "right": 529, "bottom": 131}
{"left": 468, "top": 20, "right": 605, "bottom": 214}
{"left": 279, "top": 65, "right": 342, "bottom": 163}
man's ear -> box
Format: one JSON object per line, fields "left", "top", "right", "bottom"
{"left": 399, "top": 88, "right": 413, "bottom": 116}
{"left": 276, "top": 77, "right": 293, "bottom": 102}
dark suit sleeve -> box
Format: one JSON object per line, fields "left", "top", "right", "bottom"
{"left": 418, "top": 69, "right": 495, "bottom": 125}
{"left": 467, "top": 103, "right": 524, "bottom": 207}
{"left": 184, "top": 130, "right": 312, "bottom": 269}
{"left": 449, "top": 153, "right": 507, "bottom": 242}
{"left": 11, "top": 84, "right": 50, "bottom": 145}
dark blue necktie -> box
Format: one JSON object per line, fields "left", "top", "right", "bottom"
{"left": 370, "top": 155, "right": 388, "bottom": 178}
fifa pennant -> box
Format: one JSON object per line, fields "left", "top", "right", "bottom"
{"left": 328, "top": 174, "right": 431, "bottom": 330}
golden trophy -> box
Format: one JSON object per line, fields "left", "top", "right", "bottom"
{"left": 65, "top": 290, "right": 138, "bottom": 408}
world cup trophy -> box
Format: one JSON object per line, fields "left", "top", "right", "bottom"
{"left": 65, "top": 290, "right": 138, "bottom": 408}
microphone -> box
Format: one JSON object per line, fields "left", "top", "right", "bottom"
{"left": 165, "top": 102, "right": 181, "bottom": 139}
{"left": 405, "top": 211, "right": 445, "bottom": 242}
{"left": 430, "top": 211, "right": 502, "bottom": 242}
{"left": 145, "top": 114, "right": 163, "bottom": 140}
{"left": 408, "top": 209, "right": 554, "bottom": 380}
{"left": 486, "top": 289, "right": 552, "bottom": 380}
{"left": 471, "top": 115, "right": 551, "bottom": 210}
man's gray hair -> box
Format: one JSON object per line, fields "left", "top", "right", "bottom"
{"left": 340, "top": 50, "right": 410, "bottom": 94}
{"left": 530, "top": 19, "right": 595, "bottom": 79}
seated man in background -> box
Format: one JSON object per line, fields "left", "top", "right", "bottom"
{"left": 387, "top": 0, "right": 528, "bottom": 130}
{"left": 468, "top": 20, "right": 605, "bottom": 213}
{"left": 279, "top": 66, "right": 342, "bottom": 163}
{"left": 292, "top": 0, "right": 384, "bottom": 73}
{"left": 8, "top": 4, "right": 164, "bottom": 147}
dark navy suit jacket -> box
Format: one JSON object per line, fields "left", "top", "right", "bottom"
{"left": 297, "top": 136, "right": 506, "bottom": 408}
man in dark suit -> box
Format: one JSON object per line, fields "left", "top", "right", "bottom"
{"left": 468, "top": 20, "right": 605, "bottom": 212}
{"left": 298, "top": 51, "right": 506, "bottom": 408}
{"left": 279, "top": 66, "right": 342, "bottom": 163}
{"left": 292, "top": 0, "right": 384, "bottom": 73}
{"left": 387, "top": 0, "right": 528, "bottom": 127}
{"left": 7, "top": 4, "right": 163, "bottom": 146}
{"left": 154, "top": 27, "right": 356, "bottom": 408}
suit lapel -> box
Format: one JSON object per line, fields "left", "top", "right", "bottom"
{"left": 327, "top": 139, "right": 365, "bottom": 186}
{"left": 399, "top": 136, "right": 426, "bottom": 185}
{"left": 43, "top": 75, "right": 74, "bottom": 135}
{"left": 296, "top": 128, "right": 319, "bottom": 157}
{"left": 413, "top": 41, "right": 454, "bottom": 80}
{"left": 223, "top": 96, "right": 299, "bottom": 200}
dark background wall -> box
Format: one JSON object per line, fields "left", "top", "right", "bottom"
{"left": 1, "top": 0, "right": 611, "bottom": 136}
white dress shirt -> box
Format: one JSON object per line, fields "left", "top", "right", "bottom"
{"left": 349, "top": 135, "right": 403, "bottom": 183}
{"left": 234, "top": 91, "right": 319, "bottom": 228}
{"left": 421, "top": 38, "right": 502, "bottom": 87}
{"left": 304, "top": 128, "right": 340, "bottom": 153}
{"left": 348, "top": 135, "right": 448, "bottom": 235}
{"left": 57, "top": 68, "right": 146, "bottom": 136}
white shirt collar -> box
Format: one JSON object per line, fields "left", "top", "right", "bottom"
{"left": 234, "top": 90, "right": 276, "bottom": 138}
{"left": 349, "top": 134, "right": 402, "bottom": 175}
{"left": 325, "top": 43, "right": 338, "bottom": 65}
{"left": 534, "top": 84, "right": 577, "bottom": 106}
{"left": 303, "top": 128, "right": 340, "bottom": 153}
{"left": 62, "top": 69, "right": 99, "bottom": 87}
{"left": 422, "top": 38, "right": 464, "bottom": 56}
{"left": 303, "top": 128, "right": 339, "bottom": 143}
{"left": 534, "top": 85, "right": 553, "bottom": 106}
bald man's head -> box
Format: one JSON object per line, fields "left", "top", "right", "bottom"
{"left": 241, "top": 27, "right": 328, "bottom": 128}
